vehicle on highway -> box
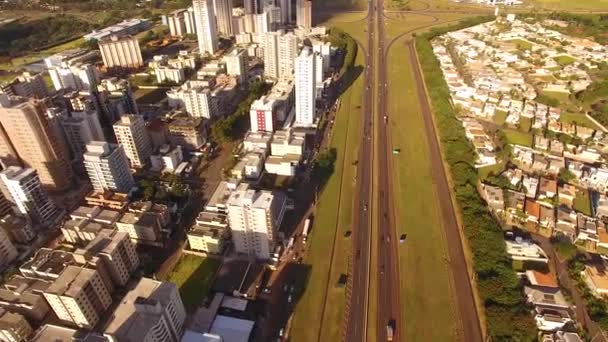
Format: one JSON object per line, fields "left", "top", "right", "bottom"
{"left": 363, "top": 204, "right": 368, "bottom": 211}
{"left": 392, "top": 149, "right": 401, "bottom": 155}
{"left": 302, "top": 218, "right": 311, "bottom": 243}
{"left": 400, "top": 234, "right": 407, "bottom": 243}
{"left": 387, "top": 319, "right": 395, "bottom": 341}
{"left": 384, "top": 115, "right": 388, "bottom": 123}
{"left": 288, "top": 295, "right": 293, "bottom": 303}
{"left": 283, "top": 284, "right": 289, "bottom": 292}
{"left": 386, "top": 235, "right": 391, "bottom": 243}
{"left": 262, "top": 287, "right": 272, "bottom": 294}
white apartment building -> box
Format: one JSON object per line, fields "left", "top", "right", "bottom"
{"left": 0, "top": 72, "right": 49, "bottom": 99}
{"left": 104, "top": 278, "right": 187, "bottom": 342}
{"left": 150, "top": 145, "right": 184, "bottom": 172}
{"left": 167, "top": 80, "right": 219, "bottom": 118}
{"left": 194, "top": 0, "right": 219, "bottom": 55}
{"left": 294, "top": 47, "right": 318, "bottom": 126}
{"left": 0, "top": 228, "right": 18, "bottom": 269}
{"left": 184, "top": 7, "right": 197, "bottom": 35}
{"left": 254, "top": 11, "right": 271, "bottom": 33}
{"left": 0, "top": 167, "right": 58, "bottom": 225}
{"left": 0, "top": 310, "right": 33, "bottom": 342}
{"left": 167, "top": 9, "right": 187, "bottom": 37}
{"left": 43, "top": 266, "right": 112, "bottom": 329}
{"left": 48, "top": 63, "right": 99, "bottom": 92}
{"left": 75, "top": 230, "right": 139, "bottom": 287}
{"left": 97, "top": 77, "right": 139, "bottom": 123}
{"left": 113, "top": 114, "right": 153, "bottom": 168}
{"left": 215, "top": 0, "right": 234, "bottom": 36}
{"left": 250, "top": 95, "right": 278, "bottom": 132}
{"left": 312, "top": 40, "right": 331, "bottom": 73}
{"left": 226, "top": 183, "right": 287, "bottom": 259}
{"left": 83, "top": 142, "right": 135, "bottom": 193}
{"left": 270, "top": 129, "right": 305, "bottom": 156}
{"left": 263, "top": 31, "right": 299, "bottom": 80}
{"left": 60, "top": 110, "right": 105, "bottom": 159}
{"left": 99, "top": 35, "right": 143, "bottom": 69}
{"left": 224, "top": 48, "right": 246, "bottom": 83}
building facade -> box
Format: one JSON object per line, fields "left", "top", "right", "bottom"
{"left": 193, "top": 0, "right": 219, "bottom": 55}
{"left": 83, "top": 142, "right": 135, "bottom": 193}
{"left": 294, "top": 47, "right": 318, "bottom": 126}
{"left": 113, "top": 114, "right": 152, "bottom": 168}
{"left": 99, "top": 35, "right": 144, "bottom": 70}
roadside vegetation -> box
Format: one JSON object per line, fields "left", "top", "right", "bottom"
{"left": 415, "top": 16, "right": 537, "bottom": 340}
{"left": 0, "top": 15, "right": 94, "bottom": 57}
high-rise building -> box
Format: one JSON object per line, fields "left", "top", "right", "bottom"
{"left": 294, "top": 47, "right": 318, "bottom": 126}
{"left": 0, "top": 97, "right": 73, "bottom": 191}
{"left": 254, "top": 11, "right": 271, "bottom": 33}
{"left": 113, "top": 115, "right": 152, "bottom": 168}
{"left": 83, "top": 142, "right": 135, "bottom": 192}
{"left": 280, "top": 0, "right": 294, "bottom": 23}
{"left": 263, "top": 31, "right": 298, "bottom": 80}
{"left": 97, "top": 77, "right": 138, "bottom": 124}
{"left": 193, "top": 0, "right": 219, "bottom": 55}
{"left": 60, "top": 110, "right": 105, "bottom": 160}
{"left": 0, "top": 310, "right": 33, "bottom": 342}
{"left": 103, "top": 278, "right": 186, "bottom": 342}
{"left": 0, "top": 166, "right": 59, "bottom": 225}
{"left": 166, "top": 81, "right": 218, "bottom": 119}
{"left": 167, "top": 9, "right": 187, "bottom": 37}
{"left": 99, "top": 35, "right": 144, "bottom": 70}
{"left": 313, "top": 40, "right": 332, "bottom": 73}
{"left": 244, "top": 0, "right": 260, "bottom": 14}
{"left": 296, "top": 0, "right": 312, "bottom": 28}
{"left": 0, "top": 228, "right": 18, "bottom": 269}
{"left": 0, "top": 72, "right": 48, "bottom": 99}
{"left": 48, "top": 63, "right": 99, "bottom": 92}
{"left": 226, "top": 183, "right": 286, "bottom": 259}
{"left": 249, "top": 96, "right": 278, "bottom": 133}
{"left": 43, "top": 266, "right": 113, "bottom": 329}
{"left": 184, "top": 7, "right": 197, "bottom": 35}
{"left": 74, "top": 229, "right": 139, "bottom": 287}
{"left": 214, "top": 0, "right": 234, "bottom": 36}
{"left": 224, "top": 48, "right": 246, "bottom": 84}
{"left": 0, "top": 214, "right": 36, "bottom": 244}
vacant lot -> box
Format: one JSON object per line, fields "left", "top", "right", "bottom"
{"left": 559, "top": 112, "right": 603, "bottom": 131}
{"left": 504, "top": 129, "right": 533, "bottom": 147}
{"left": 164, "top": 254, "right": 221, "bottom": 312}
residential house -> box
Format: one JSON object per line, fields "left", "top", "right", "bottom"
{"left": 549, "top": 140, "right": 564, "bottom": 156}
{"left": 532, "top": 155, "right": 549, "bottom": 174}
{"left": 582, "top": 262, "right": 608, "bottom": 298}
{"left": 481, "top": 184, "right": 504, "bottom": 213}
{"left": 502, "top": 168, "right": 523, "bottom": 187}
{"left": 505, "top": 237, "right": 548, "bottom": 263}
{"left": 540, "top": 206, "right": 555, "bottom": 231}
{"left": 525, "top": 200, "right": 541, "bottom": 227}
{"left": 535, "top": 136, "right": 549, "bottom": 151}
{"left": 539, "top": 178, "right": 557, "bottom": 199}
{"left": 506, "top": 190, "right": 526, "bottom": 226}
{"left": 523, "top": 175, "right": 539, "bottom": 198}
{"left": 555, "top": 206, "right": 578, "bottom": 241}
{"left": 558, "top": 183, "right": 576, "bottom": 207}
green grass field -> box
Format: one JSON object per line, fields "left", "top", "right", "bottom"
{"left": 529, "top": 0, "right": 608, "bottom": 11}
{"left": 163, "top": 255, "right": 220, "bottom": 313}
{"left": 554, "top": 55, "right": 576, "bottom": 66}
{"left": 504, "top": 129, "right": 533, "bottom": 147}
{"left": 574, "top": 188, "right": 592, "bottom": 217}
{"left": 477, "top": 161, "right": 506, "bottom": 181}
{"left": 494, "top": 110, "right": 508, "bottom": 125}
{"left": 519, "top": 117, "right": 532, "bottom": 132}
{"left": 387, "top": 41, "right": 458, "bottom": 341}
{"left": 290, "top": 45, "right": 364, "bottom": 342}
{"left": 560, "top": 112, "right": 603, "bottom": 130}
{"left": 542, "top": 90, "right": 571, "bottom": 103}
{"left": 509, "top": 38, "right": 533, "bottom": 50}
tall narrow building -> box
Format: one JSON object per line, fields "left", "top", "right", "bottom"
{"left": 60, "top": 110, "right": 105, "bottom": 160}
{"left": 263, "top": 31, "right": 298, "bottom": 80}
{"left": 226, "top": 183, "right": 286, "bottom": 259}
{"left": 0, "top": 166, "right": 59, "bottom": 225}
{"left": 296, "top": 0, "right": 312, "bottom": 28}
{"left": 0, "top": 227, "right": 18, "bottom": 269}
{"left": 214, "top": 0, "right": 234, "bottom": 36}
{"left": 294, "top": 47, "right": 318, "bottom": 126}
{"left": 83, "top": 142, "right": 135, "bottom": 193}
{"left": 193, "top": 0, "right": 219, "bottom": 55}
{"left": 113, "top": 115, "right": 153, "bottom": 168}
{"left": 0, "top": 96, "right": 73, "bottom": 191}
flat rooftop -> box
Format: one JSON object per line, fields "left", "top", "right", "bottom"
{"left": 46, "top": 266, "right": 97, "bottom": 297}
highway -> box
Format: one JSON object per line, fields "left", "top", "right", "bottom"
{"left": 343, "top": 0, "right": 375, "bottom": 340}
{"left": 375, "top": 0, "right": 403, "bottom": 340}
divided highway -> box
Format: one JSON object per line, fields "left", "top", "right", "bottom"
{"left": 343, "top": 0, "right": 375, "bottom": 340}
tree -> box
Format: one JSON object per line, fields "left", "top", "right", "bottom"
{"left": 558, "top": 168, "right": 576, "bottom": 185}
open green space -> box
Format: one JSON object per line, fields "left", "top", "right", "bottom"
{"left": 529, "top": 0, "right": 608, "bottom": 11}
{"left": 163, "top": 254, "right": 221, "bottom": 312}
{"left": 478, "top": 161, "right": 506, "bottom": 181}
{"left": 554, "top": 55, "right": 576, "bottom": 66}
{"left": 504, "top": 129, "right": 533, "bottom": 147}
{"left": 290, "top": 36, "right": 363, "bottom": 342}
{"left": 508, "top": 38, "right": 533, "bottom": 50}
{"left": 559, "top": 112, "right": 602, "bottom": 131}
{"left": 493, "top": 110, "right": 508, "bottom": 125}
{"left": 574, "top": 189, "right": 592, "bottom": 217}
{"left": 519, "top": 117, "right": 532, "bottom": 132}
{"left": 387, "top": 41, "right": 458, "bottom": 341}
{"left": 542, "top": 90, "right": 571, "bottom": 103}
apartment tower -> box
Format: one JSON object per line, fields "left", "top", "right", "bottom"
{"left": 113, "top": 115, "right": 153, "bottom": 168}
{"left": 193, "top": 0, "right": 219, "bottom": 55}
{"left": 83, "top": 142, "right": 135, "bottom": 193}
